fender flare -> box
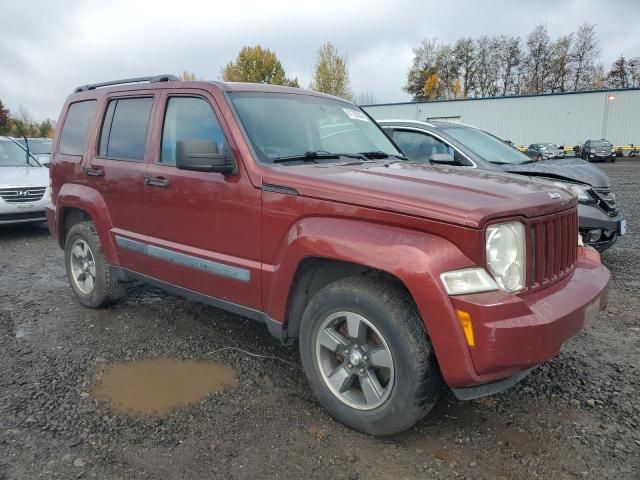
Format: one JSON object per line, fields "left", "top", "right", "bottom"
{"left": 56, "top": 184, "right": 119, "bottom": 265}
{"left": 262, "top": 217, "right": 479, "bottom": 386}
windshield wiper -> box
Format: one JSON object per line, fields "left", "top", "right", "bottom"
{"left": 273, "top": 151, "right": 368, "bottom": 164}
{"left": 358, "top": 151, "right": 408, "bottom": 161}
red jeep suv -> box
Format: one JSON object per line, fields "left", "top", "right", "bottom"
{"left": 47, "top": 75, "right": 610, "bottom": 435}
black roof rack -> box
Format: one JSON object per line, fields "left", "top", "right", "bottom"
{"left": 74, "top": 74, "right": 179, "bottom": 93}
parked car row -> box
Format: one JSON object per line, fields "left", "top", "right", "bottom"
{"left": 37, "top": 76, "right": 613, "bottom": 436}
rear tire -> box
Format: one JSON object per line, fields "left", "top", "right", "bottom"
{"left": 299, "top": 276, "right": 442, "bottom": 435}
{"left": 65, "top": 221, "right": 125, "bottom": 308}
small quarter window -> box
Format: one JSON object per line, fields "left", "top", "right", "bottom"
{"left": 161, "top": 97, "right": 226, "bottom": 165}
{"left": 98, "top": 97, "right": 153, "bottom": 160}
{"left": 59, "top": 100, "right": 97, "bottom": 156}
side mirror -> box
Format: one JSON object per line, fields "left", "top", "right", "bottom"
{"left": 176, "top": 140, "right": 235, "bottom": 175}
{"left": 429, "top": 152, "right": 456, "bottom": 165}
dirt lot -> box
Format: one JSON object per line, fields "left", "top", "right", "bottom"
{"left": 1, "top": 162, "right": 639, "bottom": 480}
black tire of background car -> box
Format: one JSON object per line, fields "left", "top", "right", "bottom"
{"left": 299, "top": 276, "right": 443, "bottom": 436}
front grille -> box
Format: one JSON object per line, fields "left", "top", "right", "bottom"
{"left": 0, "top": 187, "right": 46, "bottom": 203}
{"left": 528, "top": 209, "right": 578, "bottom": 289}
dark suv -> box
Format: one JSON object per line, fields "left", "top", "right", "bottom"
{"left": 47, "top": 76, "right": 610, "bottom": 435}
{"left": 582, "top": 139, "right": 616, "bottom": 162}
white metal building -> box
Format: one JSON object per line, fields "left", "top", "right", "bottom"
{"left": 363, "top": 88, "right": 640, "bottom": 148}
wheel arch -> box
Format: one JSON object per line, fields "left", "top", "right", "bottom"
{"left": 55, "top": 184, "right": 118, "bottom": 265}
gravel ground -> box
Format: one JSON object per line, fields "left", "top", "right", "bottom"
{"left": 1, "top": 161, "right": 639, "bottom": 480}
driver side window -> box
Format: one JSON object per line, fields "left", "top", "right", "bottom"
{"left": 391, "top": 130, "right": 471, "bottom": 166}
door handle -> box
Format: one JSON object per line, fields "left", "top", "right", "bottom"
{"left": 144, "top": 176, "right": 170, "bottom": 188}
{"left": 83, "top": 167, "right": 104, "bottom": 177}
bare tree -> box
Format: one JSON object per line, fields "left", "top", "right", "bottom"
{"left": 354, "top": 91, "right": 377, "bottom": 105}
{"left": 523, "top": 25, "right": 551, "bottom": 94}
{"left": 435, "top": 45, "right": 459, "bottom": 99}
{"left": 495, "top": 35, "right": 521, "bottom": 96}
{"left": 547, "top": 34, "right": 574, "bottom": 92}
{"left": 474, "top": 36, "right": 500, "bottom": 97}
{"left": 452, "top": 38, "right": 476, "bottom": 97}
{"left": 570, "top": 24, "right": 599, "bottom": 91}
{"left": 606, "top": 56, "right": 630, "bottom": 88}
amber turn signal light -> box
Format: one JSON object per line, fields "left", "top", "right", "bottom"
{"left": 456, "top": 309, "right": 476, "bottom": 347}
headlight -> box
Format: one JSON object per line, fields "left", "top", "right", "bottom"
{"left": 554, "top": 182, "right": 591, "bottom": 202}
{"left": 486, "top": 222, "right": 526, "bottom": 292}
{"left": 440, "top": 268, "right": 499, "bottom": 295}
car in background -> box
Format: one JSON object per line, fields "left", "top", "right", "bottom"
{"left": 378, "top": 120, "right": 626, "bottom": 251}
{"left": 15, "top": 138, "right": 53, "bottom": 166}
{"left": 0, "top": 136, "right": 50, "bottom": 225}
{"left": 525, "top": 143, "right": 566, "bottom": 160}
{"left": 581, "top": 139, "right": 615, "bottom": 163}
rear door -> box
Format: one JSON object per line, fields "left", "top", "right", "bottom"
{"left": 86, "top": 95, "right": 155, "bottom": 271}
{"left": 138, "top": 90, "right": 262, "bottom": 310}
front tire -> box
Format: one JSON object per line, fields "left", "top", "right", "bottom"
{"left": 299, "top": 277, "right": 442, "bottom": 435}
{"left": 65, "top": 221, "right": 125, "bottom": 308}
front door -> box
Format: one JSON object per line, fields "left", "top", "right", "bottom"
{"left": 139, "top": 92, "right": 262, "bottom": 310}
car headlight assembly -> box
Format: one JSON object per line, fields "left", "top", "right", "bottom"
{"left": 440, "top": 268, "right": 499, "bottom": 295}
{"left": 485, "top": 222, "right": 526, "bottom": 292}
{"left": 553, "top": 182, "right": 592, "bottom": 202}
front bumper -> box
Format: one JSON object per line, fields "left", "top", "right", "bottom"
{"left": 0, "top": 190, "right": 49, "bottom": 225}
{"left": 578, "top": 203, "right": 625, "bottom": 251}
{"left": 447, "top": 247, "right": 609, "bottom": 392}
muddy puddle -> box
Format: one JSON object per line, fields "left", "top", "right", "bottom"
{"left": 91, "top": 358, "right": 236, "bottom": 416}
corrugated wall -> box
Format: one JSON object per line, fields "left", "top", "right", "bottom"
{"left": 363, "top": 89, "right": 640, "bottom": 147}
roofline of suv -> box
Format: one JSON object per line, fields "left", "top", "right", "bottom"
{"left": 69, "top": 76, "right": 355, "bottom": 104}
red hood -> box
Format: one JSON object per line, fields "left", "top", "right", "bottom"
{"left": 262, "top": 161, "right": 576, "bottom": 228}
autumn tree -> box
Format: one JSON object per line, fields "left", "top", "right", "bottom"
{"left": 222, "top": 45, "right": 299, "bottom": 87}
{"left": 422, "top": 73, "right": 439, "bottom": 100}
{"left": 404, "top": 39, "right": 441, "bottom": 100}
{"left": 310, "top": 42, "right": 352, "bottom": 100}
{"left": 0, "top": 99, "right": 10, "bottom": 135}
{"left": 474, "top": 36, "right": 500, "bottom": 97}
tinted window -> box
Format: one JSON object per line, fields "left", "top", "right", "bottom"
{"left": 161, "top": 97, "right": 225, "bottom": 164}
{"left": 392, "top": 130, "right": 470, "bottom": 166}
{"left": 99, "top": 97, "right": 153, "bottom": 160}
{"left": 59, "top": 100, "right": 97, "bottom": 155}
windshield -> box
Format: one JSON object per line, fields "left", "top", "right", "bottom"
{"left": 0, "top": 140, "right": 40, "bottom": 167}
{"left": 591, "top": 141, "right": 612, "bottom": 148}
{"left": 27, "top": 141, "right": 52, "bottom": 154}
{"left": 229, "top": 92, "right": 401, "bottom": 164}
{"left": 442, "top": 126, "right": 531, "bottom": 165}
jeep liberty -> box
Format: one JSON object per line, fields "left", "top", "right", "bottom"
{"left": 47, "top": 75, "right": 610, "bottom": 435}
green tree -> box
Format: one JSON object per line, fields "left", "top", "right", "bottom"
{"left": 310, "top": 42, "right": 353, "bottom": 100}
{"left": 0, "top": 99, "right": 10, "bottom": 135}
{"left": 221, "top": 45, "right": 299, "bottom": 87}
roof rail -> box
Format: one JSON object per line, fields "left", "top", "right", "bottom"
{"left": 73, "top": 74, "right": 179, "bottom": 93}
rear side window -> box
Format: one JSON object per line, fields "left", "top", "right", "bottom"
{"left": 160, "top": 97, "right": 225, "bottom": 164}
{"left": 59, "top": 100, "right": 97, "bottom": 155}
{"left": 99, "top": 97, "right": 153, "bottom": 160}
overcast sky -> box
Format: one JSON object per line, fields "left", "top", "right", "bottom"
{"left": 1, "top": 0, "right": 638, "bottom": 121}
